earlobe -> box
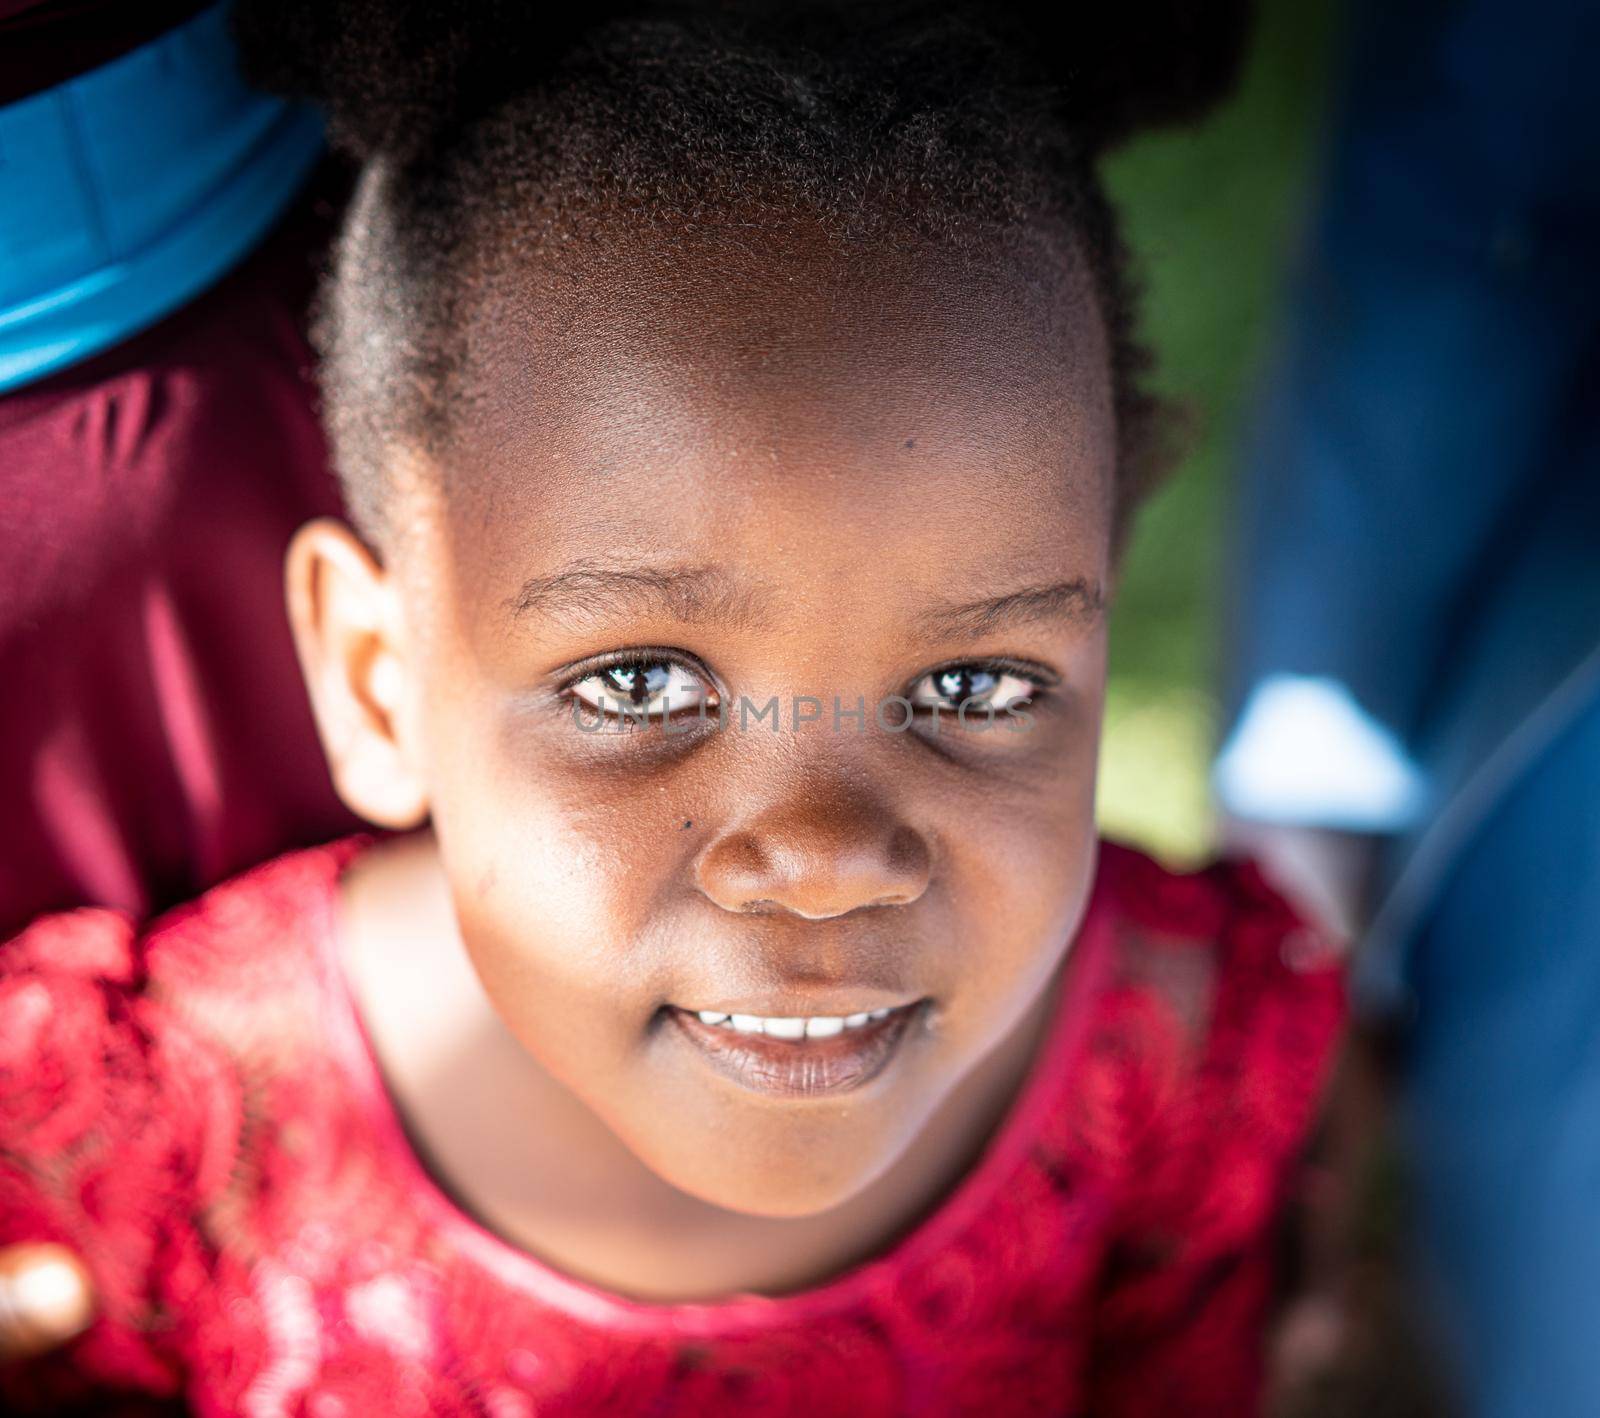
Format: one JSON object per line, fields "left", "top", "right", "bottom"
{"left": 284, "top": 518, "right": 430, "bottom": 830}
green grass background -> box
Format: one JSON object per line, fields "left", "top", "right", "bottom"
{"left": 1094, "top": 0, "right": 1340, "bottom": 863}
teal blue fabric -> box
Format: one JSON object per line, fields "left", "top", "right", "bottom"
{"left": 0, "top": 0, "right": 324, "bottom": 391}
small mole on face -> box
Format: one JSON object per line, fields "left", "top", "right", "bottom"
{"left": 682, "top": 819, "right": 693, "bottom": 830}
{"left": 904, "top": 438, "right": 916, "bottom": 449}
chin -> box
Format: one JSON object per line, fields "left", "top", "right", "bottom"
{"left": 641, "top": 1129, "right": 907, "bottom": 1221}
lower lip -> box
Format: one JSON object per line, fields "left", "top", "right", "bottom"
{"left": 667, "top": 1005, "right": 923, "bottom": 1098}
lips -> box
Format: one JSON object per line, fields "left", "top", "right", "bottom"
{"left": 668, "top": 1001, "right": 924, "bottom": 1098}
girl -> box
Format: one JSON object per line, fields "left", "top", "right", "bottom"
{"left": 0, "top": 2, "right": 1345, "bottom": 1413}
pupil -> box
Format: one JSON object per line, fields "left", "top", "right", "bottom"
{"left": 937, "top": 668, "right": 996, "bottom": 704}
{"left": 605, "top": 662, "right": 670, "bottom": 705}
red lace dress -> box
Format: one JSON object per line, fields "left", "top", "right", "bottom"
{"left": 0, "top": 835, "right": 1345, "bottom": 1417}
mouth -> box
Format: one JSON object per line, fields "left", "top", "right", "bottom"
{"left": 666, "top": 1001, "right": 926, "bottom": 1099}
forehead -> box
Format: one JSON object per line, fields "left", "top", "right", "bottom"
{"left": 428, "top": 221, "right": 1115, "bottom": 623}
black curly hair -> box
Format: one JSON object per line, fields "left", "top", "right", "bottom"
{"left": 235, "top": 0, "right": 1251, "bottom": 547}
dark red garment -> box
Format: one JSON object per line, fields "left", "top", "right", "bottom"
{"left": 0, "top": 164, "right": 360, "bottom": 938}
{"left": 0, "top": 834, "right": 1346, "bottom": 1417}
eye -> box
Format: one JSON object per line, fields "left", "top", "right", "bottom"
{"left": 566, "top": 657, "right": 715, "bottom": 722}
{"left": 907, "top": 664, "right": 1040, "bottom": 713}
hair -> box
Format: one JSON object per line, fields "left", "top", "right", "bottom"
{"left": 235, "top": 0, "right": 1251, "bottom": 548}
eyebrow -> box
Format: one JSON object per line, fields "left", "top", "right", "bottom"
{"left": 504, "top": 561, "right": 779, "bottom": 632}
{"left": 505, "top": 561, "right": 1104, "bottom": 638}
{"left": 912, "top": 579, "right": 1106, "bottom": 637}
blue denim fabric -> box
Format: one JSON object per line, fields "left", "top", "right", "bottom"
{"left": 1399, "top": 693, "right": 1600, "bottom": 1418}
{"left": 1219, "top": 1, "right": 1600, "bottom": 1410}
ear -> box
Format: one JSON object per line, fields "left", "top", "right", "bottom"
{"left": 285, "top": 518, "right": 430, "bottom": 829}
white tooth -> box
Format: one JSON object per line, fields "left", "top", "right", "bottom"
{"left": 763, "top": 1017, "right": 806, "bottom": 1040}
{"left": 805, "top": 1016, "right": 845, "bottom": 1038}
{"left": 843, "top": 1013, "right": 871, "bottom": 1029}
{"left": 729, "top": 1015, "right": 764, "bottom": 1034}
{"left": 696, "top": 1010, "right": 730, "bottom": 1025}
{"left": 869, "top": 1008, "right": 891, "bottom": 1020}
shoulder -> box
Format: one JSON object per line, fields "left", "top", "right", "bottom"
{"left": 0, "top": 840, "right": 369, "bottom": 1366}
{"left": 1091, "top": 836, "right": 1347, "bottom": 1054}
{"left": 1057, "top": 844, "right": 1348, "bottom": 1418}
{"left": 0, "top": 891, "right": 252, "bottom": 1212}
{"left": 136, "top": 833, "right": 369, "bottom": 1012}
{"left": 1079, "top": 838, "right": 1347, "bottom": 1212}
{"left": 0, "top": 838, "right": 364, "bottom": 1151}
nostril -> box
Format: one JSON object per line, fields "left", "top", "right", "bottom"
{"left": 739, "top": 898, "right": 779, "bottom": 915}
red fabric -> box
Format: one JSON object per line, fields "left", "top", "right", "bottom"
{"left": 0, "top": 834, "right": 1346, "bottom": 1417}
{"left": 0, "top": 164, "right": 360, "bottom": 939}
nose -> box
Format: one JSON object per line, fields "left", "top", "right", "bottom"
{"left": 693, "top": 777, "right": 933, "bottom": 919}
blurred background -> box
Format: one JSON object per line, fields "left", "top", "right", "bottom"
{"left": 1096, "top": 0, "right": 1339, "bottom": 863}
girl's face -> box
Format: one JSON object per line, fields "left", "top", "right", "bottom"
{"left": 294, "top": 232, "right": 1117, "bottom": 1218}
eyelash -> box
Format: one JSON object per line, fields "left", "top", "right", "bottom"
{"left": 553, "top": 649, "right": 1055, "bottom": 726}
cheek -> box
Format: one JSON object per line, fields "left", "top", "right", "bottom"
{"left": 926, "top": 704, "right": 1103, "bottom": 1035}
{"left": 941, "top": 781, "right": 1097, "bottom": 1009}
{"left": 419, "top": 686, "right": 692, "bottom": 1066}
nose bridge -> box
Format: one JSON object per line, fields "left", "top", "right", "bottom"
{"left": 692, "top": 743, "right": 933, "bottom": 920}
